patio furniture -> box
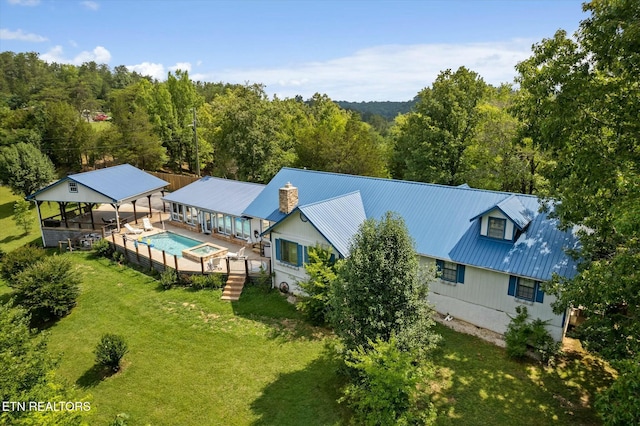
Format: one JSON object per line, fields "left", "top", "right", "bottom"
{"left": 142, "top": 217, "right": 154, "bottom": 231}
{"left": 207, "top": 258, "right": 223, "bottom": 271}
{"left": 124, "top": 223, "right": 143, "bottom": 235}
{"left": 226, "top": 247, "right": 246, "bottom": 260}
{"left": 102, "top": 217, "right": 116, "bottom": 224}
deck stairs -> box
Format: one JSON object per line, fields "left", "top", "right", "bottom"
{"left": 221, "top": 273, "right": 246, "bottom": 301}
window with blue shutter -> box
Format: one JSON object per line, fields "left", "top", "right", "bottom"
{"left": 274, "top": 238, "right": 281, "bottom": 261}
{"left": 508, "top": 275, "right": 517, "bottom": 296}
{"left": 508, "top": 276, "right": 544, "bottom": 303}
{"left": 456, "top": 265, "right": 465, "bottom": 284}
{"left": 296, "top": 244, "right": 303, "bottom": 267}
{"left": 303, "top": 246, "right": 309, "bottom": 265}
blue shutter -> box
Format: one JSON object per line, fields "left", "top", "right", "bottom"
{"left": 297, "top": 244, "right": 303, "bottom": 266}
{"left": 436, "top": 259, "right": 443, "bottom": 272}
{"left": 535, "top": 281, "right": 544, "bottom": 303}
{"left": 508, "top": 276, "right": 517, "bottom": 296}
{"left": 329, "top": 254, "right": 336, "bottom": 263}
{"left": 274, "top": 238, "right": 281, "bottom": 261}
{"left": 303, "top": 246, "right": 309, "bottom": 265}
{"left": 456, "top": 264, "right": 465, "bottom": 284}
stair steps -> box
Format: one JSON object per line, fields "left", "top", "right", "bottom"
{"left": 221, "top": 273, "right": 246, "bottom": 301}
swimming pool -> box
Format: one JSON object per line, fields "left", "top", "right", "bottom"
{"left": 138, "top": 232, "right": 202, "bottom": 257}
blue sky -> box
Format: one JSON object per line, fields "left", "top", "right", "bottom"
{"left": 1, "top": 0, "right": 587, "bottom": 101}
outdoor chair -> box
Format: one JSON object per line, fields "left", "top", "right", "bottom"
{"left": 207, "top": 258, "right": 223, "bottom": 271}
{"left": 226, "top": 246, "right": 246, "bottom": 260}
{"left": 142, "top": 217, "right": 154, "bottom": 231}
{"left": 124, "top": 223, "right": 143, "bottom": 235}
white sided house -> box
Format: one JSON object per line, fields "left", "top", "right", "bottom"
{"left": 243, "top": 168, "right": 580, "bottom": 341}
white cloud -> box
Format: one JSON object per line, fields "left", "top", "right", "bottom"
{"left": 69, "top": 40, "right": 78, "bottom": 48}
{"left": 8, "top": 0, "right": 40, "bottom": 6}
{"left": 195, "top": 40, "right": 535, "bottom": 101}
{"left": 0, "top": 28, "right": 47, "bottom": 42}
{"left": 168, "top": 62, "right": 192, "bottom": 73}
{"left": 80, "top": 1, "right": 99, "bottom": 11}
{"left": 126, "top": 62, "right": 166, "bottom": 80}
{"left": 40, "top": 45, "right": 111, "bottom": 65}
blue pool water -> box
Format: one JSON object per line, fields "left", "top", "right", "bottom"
{"left": 138, "top": 232, "right": 202, "bottom": 257}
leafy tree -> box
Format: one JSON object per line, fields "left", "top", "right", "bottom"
{"left": 392, "top": 67, "right": 488, "bottom": 185}
{"left": 10, "top": 256, "right": 81, "bottom": 322}
{"left": 41, "top": 101, "right": 91, "bottom": 171}
{"left": 0, "top": 302, "right": 84, "bottom": 425}
{"left": 594, "top": 357, "right": 640, "bottom": 426}
{"left": 514, "top": 1, "right": 639, "bottom": 421}
{"left": 13, "top": 199, "right": 33, "bottom": 235}
{"left": 297, "top": 245, "right": 337, "bottom": 325}
{"left": 330, "top": 212, "right": 440, "bottom": 357}
{"left": 0, "top": 142, "right": 56, "bottom": 196}
{"left": 341, "top": 337, "right": 436, "bottom": 426}
{"left": 514, "top": 0, "right": 639, "bottom": 363}
{"left": 0, "top": 245, "right": 47, "bottom": 281}
{"left": 296, "top": 94, "right": 388, "bottom": 177}
{"left": 95, "top": 333, "right": 128, "bottom": 372}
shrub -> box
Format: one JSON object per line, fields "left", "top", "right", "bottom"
{"left": 95, "top": 334, "right": 128, "bottom": 372}
{"left": 0, "top": 245, "right": 46, "bottom": 281}
{"left": 297, "top": 245, "right": 336, "bottom": 325}
{"left": 92, "top": 239, "right": 113, "bottom": 258}
{"left": 595, "top": 358, "right": 640, "bottom": 426}
{"left": 111, "top": 250, "right": 125, "bottom": 264}
{"left": 505, "top": 306, "right": 560, "bottom": 364}
{"left": 11, "top": 256, "right": 81, "bottom": 322}
{"left": 159, "top": 269, "right": 177, "bottom": 290}
{"left": 191, "top": 274, "right": 224, "bottom": 290}
{"left": 341, "top": 337, "right": 436, "bottom": 425}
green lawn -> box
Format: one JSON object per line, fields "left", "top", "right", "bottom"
{"left": 0, "top": 185, "right": 57, "bottom": 252}
{"left": 0, "top": 245, "right": 611, "bottom": 425}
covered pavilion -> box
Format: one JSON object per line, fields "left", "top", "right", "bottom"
{"left": 27, "top": 164, "right": 168, "bottom": 247}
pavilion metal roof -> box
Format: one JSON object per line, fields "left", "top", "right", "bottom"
{"left": 27, "top": 164, "right": 168, "bottom": 203}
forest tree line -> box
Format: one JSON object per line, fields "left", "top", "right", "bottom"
{"left": 0, "top": 50, "right": 543, "bottom": 194}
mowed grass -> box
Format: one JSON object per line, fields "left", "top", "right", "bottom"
{"left": 42, "top": 253, "right": 343, "bottom": 425}
{"left": 0, "top": 245, "right": 611, "bottom": 425}
{"left": 0, "top": 185, "right": 58, "bottom": 252}
{"left": 429, "top": 325, "right": 613, "bottom": 425}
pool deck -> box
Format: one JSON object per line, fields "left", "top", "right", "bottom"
{"left": 96, "top": 194, "right": 271, "bottom": 275}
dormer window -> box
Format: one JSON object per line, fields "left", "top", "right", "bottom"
{"left": 487, "top": 217, "right": 506, "bottom": 239}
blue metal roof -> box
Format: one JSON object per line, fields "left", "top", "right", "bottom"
{"left": 162, "top": 176, "right": 265, "bottom": 217}
{"left": 244, "top": 168, "right": 579, "bottom": 281}
{"left": 471, "top": 194, "right": 534, "bottom": 230}
{"left": 28, "top": 164, "right": 168, "bottom": 202}
{"left": 298, "top": 191, "right": 366, "bottom": 257}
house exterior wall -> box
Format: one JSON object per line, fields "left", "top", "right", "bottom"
{"left": 421, "top": 256, "right": 565, "bottom": 341}
{"left": 34, "top": 181, "right": 113, "bottom": 204}
{"left": 269, "top": 213, "right": 338, "bottom": 294}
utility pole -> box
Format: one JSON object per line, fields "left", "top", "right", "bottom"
{"left": 192, "top": 107, "right": 200, "bottom": 177}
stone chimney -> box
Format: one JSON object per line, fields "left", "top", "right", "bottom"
{"left": 279, "top": 182, "right": 298, "bottom": 214}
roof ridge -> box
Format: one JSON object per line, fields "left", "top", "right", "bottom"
{"left": 298, "top": 190, "right": 362, "bottom": 209}
{"left": 280, "top": 167, "right": 539, "bottom": 199}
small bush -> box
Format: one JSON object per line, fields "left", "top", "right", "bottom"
{"left": 95, "top": 334, "right": 128, "bottom": 372}
{"left": 159, "top": 269, "right": 177, "bottom": 290}
{"left": 11, "top": 256, "right": 81, "bottom": 322}
{"left": 0, "top": 245, "right": 47, "bottom": 281}
{"left": 191, "top": 274, "right": 224, "bottom": 290}
{"left": 341, "top": 337, "right": 436, "bottom": 425}
{"left": 111, "top": 250, "right": 125, "bottom": 264}
{"left": 92, "top": 239, "right": 113, "bottom": 258}
{"left": 505, "top": 306, "right": 560, "bottom": 364}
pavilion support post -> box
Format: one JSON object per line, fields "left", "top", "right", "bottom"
{"left": 88, "top": 203, "right": 95, "bottom": 229}
{"left": 147, "top": 194, "right": 153, "bottom": 217}
{"left": 132, "top": 200, "right": 138, "bottom": 224}
{"left": 161, "top": 191, "right": 166, "bottom": 213}
{"left": 115, "top": 205, "right": 121, "bottom": 233}
{"left": 35, "top": 201, "right": 46, "bottom": 247}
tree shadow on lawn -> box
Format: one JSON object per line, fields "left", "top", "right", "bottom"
{"left": 430, "top": 326, "right": 612, "bottom": 425}
{"left": 76, "top": 364, "right": 118, "bottom": 389}
{"left": 0, "top": 201, "right": 15, "bottom": 220}
{"left": 231, "top": 286, "right": 330, "bottom": 342}
{"left": 250, "top": 353, "right": 345, "bottom": 426}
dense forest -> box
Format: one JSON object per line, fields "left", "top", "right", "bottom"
{"left": 0, "top": 1, "right": 638, "bottom": 421}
